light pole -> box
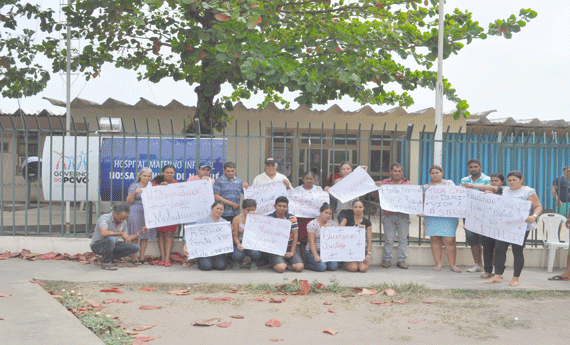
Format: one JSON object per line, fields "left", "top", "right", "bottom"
{"left": 434, "top": 0, "right": 444, "bottom": 166}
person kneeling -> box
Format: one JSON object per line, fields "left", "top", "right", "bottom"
{"left": 340, "top": 200, "right": 372, "bottom": 272}
{"left": 266, "top": 196, "right": 304, "bottom": 273}
{"left": 183, "top": 201, "right": 229, "bottom": 271}
{"left": 305, "top": 203, "right": 338, "bottom": 272}
{"left": 90, "top": 204, "right": 148, "bottom": 271}
{"left": 231, "top": 199, "right": 262, "bottom": 270}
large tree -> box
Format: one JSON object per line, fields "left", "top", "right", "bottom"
{"left": 0, "top": 1, "right": 56, "bottom": 99}
{"left": 4, "top": 1, "right": 536, "bottom": 133}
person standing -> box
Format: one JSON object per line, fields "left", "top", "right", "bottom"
{"left": 187, "top": 162, "right": 215, "bottom": 184}
{"left": 377, "top": 162, "right": 411, "bottom": 269}
{"left": 90, "top": 204, "right": 148, "bottom": 270}
{"left": 324, "top": 162, "right": 368, "bottom": 222}
{"left": 552, "top": 166, "right": 570, "bottom": 217}
{"left": 152, "top": 165, "right": 179, "bottom": 267}
{"left": 294, "top": 170, "right": 324, "bottom": 256}
{"left": 423, "top": 165, "right": 462, "bottom": 273}
{"left": 214, "top": 162, "right": 249, "bottom": 224}
{"left": 485, "top": 171, "right": 542, "bottom": 287}
{"left": 252, "top": 157, "right": 292, "bottom": 189}
{"left": 125, "top": 167, "right": 155, "bottom": 264}
{"left": 459, "top": 159, "right": 491, "bottom": 273}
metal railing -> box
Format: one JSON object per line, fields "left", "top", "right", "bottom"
{"left": 1, "top": 114, "right": 569, "bottom": 248}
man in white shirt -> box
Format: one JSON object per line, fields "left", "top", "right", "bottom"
{"left": 252, "top": 157, "right": 292, "bottom": 189}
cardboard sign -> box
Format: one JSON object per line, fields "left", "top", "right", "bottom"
{"left": 241, "top": 213, "right": 291, "bottom": 256}
{"left": 320, "top": 226, "right": 366, "bottom": 262}
{"left": 328, "top": 166, "right": 378, "bottom": 203}
{"left": 244, "top": 181, "right": 288, "bottom": 215}
{"left": 379, "top": 185, "right": 423, "bottom": 214}
{"left": 423, "top": 185, "right": 468, "bottom": 218}
{"left": 184, "top": 222, "right": 233, "bottom": 259}
{"left": 287, "top": 188, "right": 330, "bottom": 218}
{"left": 465, "top": 189, "right": 531, "bottom": 246}
{"left": 141, "top": 180, "right": 215, "bottom": 228}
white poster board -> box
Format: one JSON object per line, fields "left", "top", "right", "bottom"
{"left": 320, "top": 226, "right": 366, "bottom": 262}
{"left": 423, "top": 185, "right": 468, "bottom": 218}
{"left": 41, "top": 136, "right": 100, "bottom": 201}
{"left": 287, "top": 188, "right": 330, "bottom": 218}
{"left": 379, "top": 185, "right": 423, "bottom": 215}
{"left": 141, "top": 180, "right": 215, "bottom": 228}
{"left": 241, "top": 213, "right": 291, "bottom": 256}
{"left": 244, "top": 181, "right": 288, "bottom": 215}
{"left": 465, "top": 189, "right": 531, "bottom": 246}
{"left": 328, "top": 166, "right": 377, "bottom": 203}
{"left": 183, "top": 222, "right": 233, "bottom": 259}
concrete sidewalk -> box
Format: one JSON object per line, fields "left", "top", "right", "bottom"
{"left": 2, "top": 258, "right": 570, "bottom": 345}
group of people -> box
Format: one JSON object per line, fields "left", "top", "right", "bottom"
{"left": 89, "top": 157, "right": 570, "bottom": 287}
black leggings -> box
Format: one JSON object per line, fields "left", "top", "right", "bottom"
{"left": 480, "top": 235, "right": 496, "bottom": 275}
{"left": 493, "top": 231, "right": 530, "bottom": 278}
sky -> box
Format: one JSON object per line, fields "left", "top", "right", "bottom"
{"left": 1, "top": 1, "right": 569, "bottom": 122}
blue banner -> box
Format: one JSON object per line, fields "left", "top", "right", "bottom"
{"left": 100, "top": 137, "right": 226, "bottom": 201}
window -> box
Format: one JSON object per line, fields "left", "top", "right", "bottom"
{"left": 1, "top": 142, "right": 8, "bottom": 152}
{"left": 301, "top": 133, "right": 326, "bottom": 145}
{"left": 17, "top": 132, "right": 40, "bottom": 156}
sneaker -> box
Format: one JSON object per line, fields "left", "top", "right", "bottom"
{"left": 381, "top": 260, "right": 391, "bottom": 268}
{"left": 466, "top": 265, "right": 483, "bottom": 273}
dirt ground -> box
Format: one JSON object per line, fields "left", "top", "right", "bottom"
{"left": 42, "top": 280, "right": 570, "bottom": 345}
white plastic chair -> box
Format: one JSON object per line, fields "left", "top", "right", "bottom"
{"left": 540, "top": 213, "right": 568, "bottom": 272}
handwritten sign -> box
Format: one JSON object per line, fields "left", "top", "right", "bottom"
{"left": 141, "top": 180, "right": 215, "bottom": 228}
{"left": 287, "top": 188, "right": 330, "bottom": 218}
{"left": 183, "top": 222, "right": 233, "bottom": 259}
{"left": 328, "top": 166, "right": 378, "bottom": 203}
{"left": 320, "top": 226, "right": 365, "bottom": 262}
{"left": 379, "top": 185, "right": 423, "bottom": 214}
{"left": 423, "top": 185, "right": 468, "bottom": 218}
{"left": 244, "top": 181, "right": 288, "bottom": 215}
{"left": 465, "top": 189, "right": 531, "bottom": 245}
{"left": 241, "top": 213, "right": 291, "bottom": 256}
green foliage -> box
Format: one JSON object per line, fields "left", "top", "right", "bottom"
{"left": 57, "top": 289, "right": 131, "bottom": 345}
{"left": 3, "top": 1, "right": 537, "bottom": 132}
{"left": 0, "top": 1, "right": 57, "bottom": 98}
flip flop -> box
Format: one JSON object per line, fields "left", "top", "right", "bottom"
{"left": 433, "top": 266, "right": 442, "bottom": 271}
{"left": 101, "top": 264, "right": 118, "bottom": 271}
{"left": 164, "top": 262, "right": 172, "bottom": 267}
{"left": 548, "top": 275, "right": 570, "bottom": 281}
{"left": 450, "top": 266, "right": 463, "bottom": 273}
{"left": 233, "top": 263, "right": 241, "bottom": 270}
{"left": 250, "top": 263, "right": 258, "bottom": 271}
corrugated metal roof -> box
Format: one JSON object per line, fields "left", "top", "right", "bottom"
{"left": 0, "top": 108, "right": 66, "bottom": 116}
{"left": 20, "top": 96, "right": 570, "bottom": 127}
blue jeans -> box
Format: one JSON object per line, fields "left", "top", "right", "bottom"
{"left": 90, "top": 236, "right": 140, "bottom": 264}
{"left": 198, "top": 255, "right": 227, "bottom": 271}
{"left": 231, "top": 246, "right": 262, "bottom": 263}
{"left": 304, "top": 250, "right": 338, "bottom": 272}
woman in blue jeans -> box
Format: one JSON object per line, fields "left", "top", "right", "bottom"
{"left": 183, "top": 201, "right": 228, "bottom": 271}
{"left": 305, "top": 203, "right": 338, "bottom": 272}
{"left": 231, "top": 199, "right": 262, "bottom": 270}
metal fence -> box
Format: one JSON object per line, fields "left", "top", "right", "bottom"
{"left": 1, "top": 114, "right": 569, "bottom": 247}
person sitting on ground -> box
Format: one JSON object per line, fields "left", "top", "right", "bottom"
{"left": 266, "top": 196, "right": 304, "bottom": 273}
{"left": 305, "top": 203, "right": 339, "bottom": 272}
{"left": 340, "top": 200, "right": 372, "bottom": 273}
{"left": 90, "top": 204, "right": 149, "bottom": 271}
{"left": 231, "top": 199, "right": 262, "bottom": 270}
{"left": 183, "top": 201, "right": 229, "bottom": 271}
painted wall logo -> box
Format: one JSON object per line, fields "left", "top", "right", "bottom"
{"left": 51, "top": 150, "right": 93, "bottom": 184}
